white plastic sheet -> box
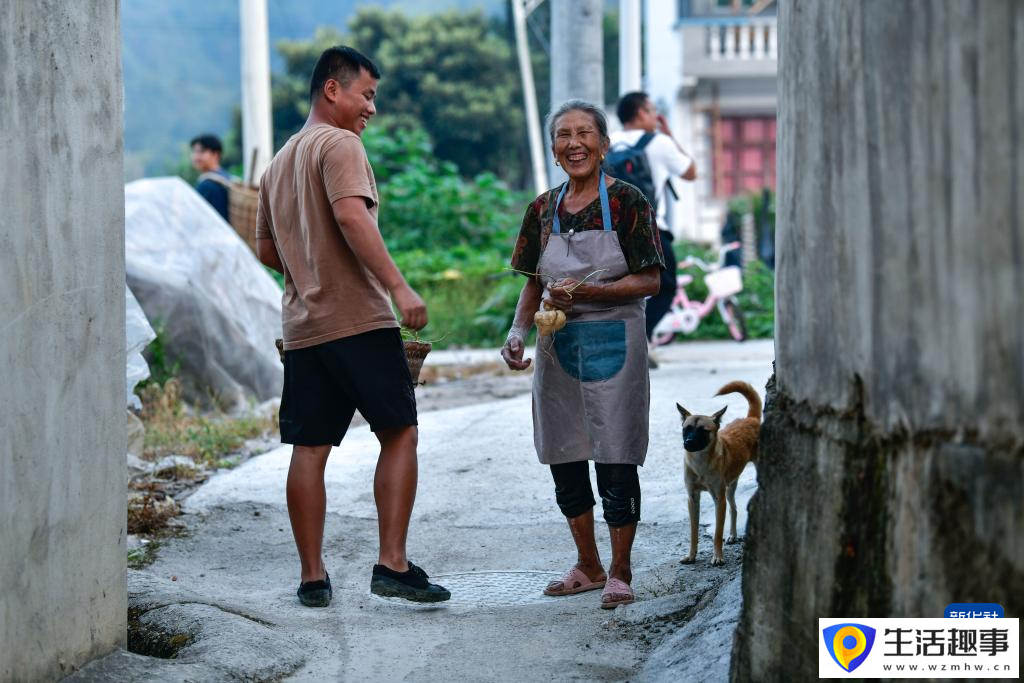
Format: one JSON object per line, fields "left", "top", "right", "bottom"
{"left": 125, "top": 177, "right": 283, "bottom": 410}
{"left": 126, "top": 284, "right": 156, "bottom": 410}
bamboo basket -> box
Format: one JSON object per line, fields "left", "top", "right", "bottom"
{"left": 227, "top": 183, "right": 259, "bottom": 253}
{"left": 403, "top": 340, "right": 432, "bottom": 385}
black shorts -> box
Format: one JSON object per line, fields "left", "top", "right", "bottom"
{"left": 279, "top": 327, "right": 417, "bottom": 446}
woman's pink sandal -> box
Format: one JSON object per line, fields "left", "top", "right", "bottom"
{"left": 543, "top": 566, "right": 606, "bottom": 596}
{"left": 600, "top": 577, "right": 635, "bottom": 609}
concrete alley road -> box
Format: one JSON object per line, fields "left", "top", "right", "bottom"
{"left": 77, "top": 340, "right": 774, "bottom": 682}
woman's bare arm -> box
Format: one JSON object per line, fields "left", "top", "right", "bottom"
{"left": 547, "top": 265, "right": 661, "bottom": 309}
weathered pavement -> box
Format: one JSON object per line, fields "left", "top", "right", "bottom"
{"left": 72, "top": 340, "right": 773, "bottom": 682}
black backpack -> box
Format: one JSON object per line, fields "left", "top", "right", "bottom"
{"left": 603, "top": 132, "right": 657, "bottom": 207}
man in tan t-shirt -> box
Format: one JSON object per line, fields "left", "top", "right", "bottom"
{"left": 256, "top": 46, "right": 449, "bottom": 607}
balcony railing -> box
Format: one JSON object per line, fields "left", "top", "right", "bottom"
{"left": 706, "top": 20, "right": 777, "bottom": 61}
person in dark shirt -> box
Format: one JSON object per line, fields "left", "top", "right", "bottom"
{"left": 502, "top": 100, "right": 663, "bottom": 610}
{"left": 190, "top": 134, "right": 231, "bottom": 222}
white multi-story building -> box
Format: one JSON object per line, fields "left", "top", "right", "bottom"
{"left": 640, "top": 0, "right": 778, "bottom": 244}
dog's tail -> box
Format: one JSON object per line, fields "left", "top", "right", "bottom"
{"left": 715, "top": 381, "right": 762, "bottom": 421}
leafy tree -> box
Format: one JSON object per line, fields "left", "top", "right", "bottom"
{"left": 360, "top": 122, "right": 530, "bottom": 347}
{"left": 270, "top": 9, "right": 527, "bottom": 184}
{"left": 361, "top": 122, "right": 526, "bottom": 255}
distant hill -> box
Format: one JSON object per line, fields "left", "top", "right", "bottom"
{"left": 121, "top": 0, "right": 504, "bottom": 178}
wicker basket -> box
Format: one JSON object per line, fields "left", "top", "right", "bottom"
{"left": 227, "top": 183, "right": 260, "bottom": 254}
{"left": 200, "top": 172, "right": 260, "bottom": 254}
{"left": 403, "top": 340, "right": 432, "bottom": 385}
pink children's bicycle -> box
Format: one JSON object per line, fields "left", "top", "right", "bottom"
{"left": 651, "top": 241, "right": 747, "bottom": 344}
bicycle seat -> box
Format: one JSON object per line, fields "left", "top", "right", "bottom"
{"left": 677, "top": 274, "right": 693, "bottom": 287}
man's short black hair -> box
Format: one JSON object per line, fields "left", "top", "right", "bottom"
{"left": 190, "top": 134, "right": 223, "bottom": 154}
{"left": 309, "top": 46, "right": 381, "bottom": 102}
{"left": 616, "top": 91, "right": 650, "bottom": 125}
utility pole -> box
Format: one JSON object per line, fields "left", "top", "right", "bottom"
{"left": 511, "top": 0, "right": 549, "bottom": 196}
{"left": 618, "top": 0, "right": 641, "bottom": 94}
{"left": 239, "top": 0, "right": 272, "bottom": 185}
{"left": 549, "top": 0, "right": 604, "bottom": 184}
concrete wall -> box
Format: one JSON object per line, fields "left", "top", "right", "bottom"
{"left": 732, "top": 1, "right": 1023, "bottom": 679}
{"left": 0, "top": 2, "right": 126, "bottom": 680}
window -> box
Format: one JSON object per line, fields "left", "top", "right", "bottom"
{"left": 714, "top": 115, "right": 776, "bottom": 197}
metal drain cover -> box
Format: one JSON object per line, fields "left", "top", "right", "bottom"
{"left": 371, "top": 571, "right": 559, "bottom": 607}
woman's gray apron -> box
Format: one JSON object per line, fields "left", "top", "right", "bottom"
{"left": 532, "top": 174, "right": 650, "bottom": 466}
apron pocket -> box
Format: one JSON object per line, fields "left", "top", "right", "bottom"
{"left": 553, "top": 320, "right": 627, "bottom": 382}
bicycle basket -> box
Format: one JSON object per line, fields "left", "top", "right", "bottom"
{"left": 704, "top": 266, "right": 743, "bottom": 298}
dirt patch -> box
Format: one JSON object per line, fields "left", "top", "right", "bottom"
{"left": 127, "top": 483, "right": 181, "bottom": 535}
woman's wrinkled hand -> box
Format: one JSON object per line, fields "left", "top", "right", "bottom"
{"left": 549, "top": 278, "right": 599, "bottom": 309}
{"left": 501, "top": 332, "right": 532, "bottom": 371}
{"left": 547, "top": 279, "right": 578, "bottom": 310}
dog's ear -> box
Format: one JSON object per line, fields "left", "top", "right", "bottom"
{"left": 712, "top": 405, "right": 728, "bottom": 424}
{"left": 676, "top": 403, "right": 691, "bottom": 418}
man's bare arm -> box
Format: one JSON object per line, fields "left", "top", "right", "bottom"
{"left": 331, "top": 195, "right": 427, "bottom": 330}
{"left": 657, "top": 114, "right": 698, "bottom": 180}
{"left": 257, "top": 236, "right": 284, "bottom": 274}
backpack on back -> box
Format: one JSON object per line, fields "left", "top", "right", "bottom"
{"left": 603, "top": 132, "right": 657, "bottom": 207}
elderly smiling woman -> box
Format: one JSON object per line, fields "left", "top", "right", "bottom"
{"left": 501, "top": 100, "right": 663, "bottom": 609}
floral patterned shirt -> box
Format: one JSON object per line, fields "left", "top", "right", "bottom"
{"left": 510, "top": 179, "right": 665, "bottom": 276}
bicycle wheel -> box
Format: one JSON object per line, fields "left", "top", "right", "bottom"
{"left": 651, "top": 309, "right": 678, "bottom": 346}
{"left": 722, "top": 298, "right": 747, "bottom": 342}
{"left": 653, "top": 328, "right": 675, "bottom": 346}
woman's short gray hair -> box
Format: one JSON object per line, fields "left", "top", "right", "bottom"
{"left": 546, "top": 99, "right": 610, "bottom": 144}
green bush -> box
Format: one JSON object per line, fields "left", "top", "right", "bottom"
{"left": 364, "top": 124, "right": 527, "bottom": 255}
{"left": 362, "top": 124, "right": 529, "bottom": 348}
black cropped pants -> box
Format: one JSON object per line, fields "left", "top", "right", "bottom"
{"left": 549, "top": 461, "right": 641, "bottom": 528}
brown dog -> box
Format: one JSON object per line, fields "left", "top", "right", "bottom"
{"left": 676, "top": 381, "right": 761, "bottom": 566}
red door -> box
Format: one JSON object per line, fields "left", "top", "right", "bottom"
{"left": 715, "top": 116, "right": 776, "bottom": 197}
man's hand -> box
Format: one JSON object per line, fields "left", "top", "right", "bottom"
{"left": 393, "top": 284, "right": 427, "bottom": 331}
{"left": 501, "top": 332, "right": 532, "bottom": 371}
{"left": 656, "top": 114, "right": 672, "bottom": 136}
{"left": 654, "top": 115, "right": 697, "bottom": 180}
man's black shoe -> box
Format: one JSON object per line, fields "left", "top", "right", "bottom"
{"left": 297, "top": 570, "right": 332, "bottom": 607}
{"left": 371, "top": 562, "right": 451, "bottom": 603}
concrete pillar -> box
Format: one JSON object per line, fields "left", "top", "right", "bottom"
{"left": 619, "top": 0, "right": 642, "bottom": 94}
{"left": 0, "top": 2, "right": 127, "bottom": 680}
{"left": 240, "top": 0, "right": 272, "bottom": 184}
{"left": 732, "top": 1, "right": 1024, "bottom": 680}
{"left": 549, "top": 0, "right": 605, "bottom": 184}
{"left": 644, "top": 0, "right": 693, "bottom": 237}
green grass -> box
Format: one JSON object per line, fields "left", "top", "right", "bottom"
{"left": 127, "top": 540, "right": 161, "bottom": 569}
{"left": 136, "top": 379, "right": 277, "bottom": 467}
{"left": 411, "top": 272, "right": 522, "bottom": 349}
{"left": 248, "top": 231, "right": 774, "bottom": 349}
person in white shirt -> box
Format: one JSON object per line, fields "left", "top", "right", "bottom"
{"left": 609, "top": 92, "right": 697, "bottom": 357}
